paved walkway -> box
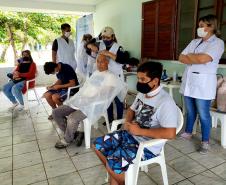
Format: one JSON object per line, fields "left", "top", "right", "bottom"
{"left": 0, "top": 87, "right": 226, "bottom": 185}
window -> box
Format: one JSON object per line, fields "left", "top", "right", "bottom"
{"left": 141, "top": 0, "right": 177, "bottom": 60}
{"left": 142, "top": 0, "right": 226, "bottom": 63}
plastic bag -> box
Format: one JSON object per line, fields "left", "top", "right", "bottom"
{"left": 215, "top": 75, "right": 226, "bottom": 112}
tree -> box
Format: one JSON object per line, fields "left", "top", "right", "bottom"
{"left": 0, "top": 11, "right": 79, "bottom": 65}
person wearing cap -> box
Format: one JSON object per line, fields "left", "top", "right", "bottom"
{"left": 98, "top": 26, "right": 129, "bottom": 124}
{"left": 52, "top": 23, "right": 77, "bottom": 70}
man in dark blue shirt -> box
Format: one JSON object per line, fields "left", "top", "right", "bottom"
{"left": 43, "top": 62, "right": 79, "bottom": 120}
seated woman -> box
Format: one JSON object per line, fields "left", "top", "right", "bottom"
{"left": 7, "top": 50, "right": 34, "bottom": 79}
{"left": 3, "top": 55, "right": 37, "bottom": 111}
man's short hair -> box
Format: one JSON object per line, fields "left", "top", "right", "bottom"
{"left": 61, "top": 23, "right": 71, "bottom": 30}
{"left": 137, "top": 61, "right": 163, "bottom": 83}
{"left": 44, "top": 62, "right": 57, "bottom": 75}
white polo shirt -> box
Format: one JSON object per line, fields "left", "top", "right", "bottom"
{"left": 180, "top": 35, "right": 224, "bottom": 100}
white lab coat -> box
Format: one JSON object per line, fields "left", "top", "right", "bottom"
{"left": 56, "top": 37, "right": 77, "bottom": 70}
{"left": 180, "top": 35, "right": 224, "bottom": 100}
{"left": 99, "top": 41, "right": 124, "bottom": 80}
{"left": 86, "top": 55, "right": 97, "bottom": 77}
{"left": 76, "top": 40, "right": 88, "bottom": 79}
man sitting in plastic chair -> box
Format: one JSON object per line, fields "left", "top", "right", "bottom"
{"left": 43, "top": 62, "right": 79, "bottom": 120}
{"left": 93, "top": 61, "right": 178, "bottom": 185}
{"left": 52, "top": 54, "right": 127, "bottom": 149}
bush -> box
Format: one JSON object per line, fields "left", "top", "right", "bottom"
{"left": 0, "top": 59, "right": 6, "bottom": 63}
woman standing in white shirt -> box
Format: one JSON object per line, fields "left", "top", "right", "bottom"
{"left": 179, "top": 14, "right": 224, "bottom": 154}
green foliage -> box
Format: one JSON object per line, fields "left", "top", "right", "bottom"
{"left": 0, "top": 58, "right": 5, "bottom": 63}
{"left": 0, "top": 10, "right": 79, "bottom": 50}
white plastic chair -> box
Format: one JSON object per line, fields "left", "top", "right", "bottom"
{"left": 109, "top": 106, "right": 183, "bottom": 185}
{"left": 63, "top": 76, "right": 85, "bottom": 101}
{"left": 210, "top": 109, "right": 226, "bottom": 148}
{"left": 65, "top": 84, "right": 83, "bottom": 101}
{"left": 23, "top": 78, "right": 40, "bottom": 110}
{"left": 83, "top": 111, "right": 110, "bottom": 149}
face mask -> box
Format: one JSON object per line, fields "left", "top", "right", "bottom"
{"left": 22, "top": 57, "right": 30, "bottom": 62}
{"left": 197, "top": 27, "right": 208, "bottom": 38}
{"left": 86, "top": 48, "right": 91, "bottom": 55}
{"left": 136, "top": 80, "right": 152, "bottom": 94}
{"left": 64, "top": 32, "right": 71, "bottom": 38}
{"left": 103, "top": 40, "right": 113, "bottom": 47}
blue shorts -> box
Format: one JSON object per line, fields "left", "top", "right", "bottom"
{"left": 94, "top": 130, "right": 156, "bottom": 174}
{"left": 47, "top": 89, "right": 68, "bottom": 101}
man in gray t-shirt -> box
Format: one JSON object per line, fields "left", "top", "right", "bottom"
{"left": 94, "top": 61, "right": 178, "bottom": 185}
{"left": 130, "top": 88, "right": 177, "bottom": 155}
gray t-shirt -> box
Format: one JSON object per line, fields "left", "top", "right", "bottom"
{"left": 130, "top": 88, "right": 178, "bottom": 155}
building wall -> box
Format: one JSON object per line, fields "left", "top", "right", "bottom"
{"left": 94, "top": 0, "right": 151, "bottom": 59}
{"left": 93, "top": 0, "right": 226, "bottom": 106}
{"left": 94, "top": 0, "right": 226, "bottom": 75}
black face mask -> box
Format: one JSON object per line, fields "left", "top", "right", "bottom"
{"left": 103, "top": 40, "right": 113, "bottom": 47}
{"left": 86, "top": 48, "right": 91, "bottom": 55}
{"left": 22, "top": 57, "right": 30, "bottom": 62}
{"left": 136, "top": 80, "right": 152, "bottom": 94}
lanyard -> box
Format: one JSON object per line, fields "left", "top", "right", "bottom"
{"left": 194, "top": 40, "right": 203, "bottom": 53}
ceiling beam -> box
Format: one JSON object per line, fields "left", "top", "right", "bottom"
{"left": 0, "top": 0, "right": 95, "bottom": 15}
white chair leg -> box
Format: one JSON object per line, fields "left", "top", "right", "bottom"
{"left": 212, "top": 116, "right": 218, "bottom": 128}
{"left": 221, "top": 117, "right": 226, "bottom": 148}
{"left": 93, "top": 122, "right": 98, "bottom": 129}
{"left": 103, "top": 112, "right": 110, "bottom": 133}
{"left": 140, "top": 166, "right": 148, "bottom": 173}
{"left": 105, "top": 172, "right": 109, "bottom": 183}
{"left": 125, "top": 165, "right": 135, "bottom": 185}
{"left": 159, "top": 158, "right": 169, "bottom": 185}
{"left": 83, "top": 119, "right": 91, "bottom": 149}
{"left": 23, "top": 93, "right": 29, "bottom": 110}
{"left": 33, "top": 88, "right": 40, "bottom": 104}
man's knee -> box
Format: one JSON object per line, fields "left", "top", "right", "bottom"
{"left": 106, "top": 164, "right": 125, "bottom": 185}
{"left": 52, "top": 94, "right": 61, "bottom": 103}
{"left": 52, "top": 108, "right": 58, "bottom": 120}
{"left": 43, "top": 92, "right": 52, "bottom": 100}
{"left": 67, "top": 113, "right": 76, "bottom": 125}
{"left": 52, "top": 106, "right": 65, "bottom": 119}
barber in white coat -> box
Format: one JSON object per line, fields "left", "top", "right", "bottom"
{"left": 98, "top": 27, "right": 129, "bottom": 124}
{"left": 52, "top": 23, "right": 77, "bottom": 70}
{"left": 179, "top": 14, "right": 224, "bottom": 154}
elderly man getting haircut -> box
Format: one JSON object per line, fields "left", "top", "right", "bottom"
{"left": 52, "top": 54, "right": 127, "bottom": 149}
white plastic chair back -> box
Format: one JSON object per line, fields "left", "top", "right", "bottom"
{"left": 125, "top": 106, "right": 183, "bottom": 185}
{"left": 23, "top": 78, "right": 40, "bottom": 110}
{"left": 108, "top": 106, "right": 183, "bottom": 185}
